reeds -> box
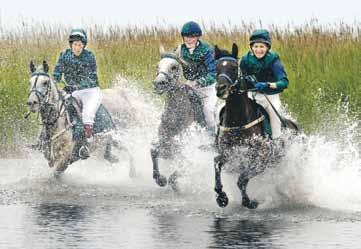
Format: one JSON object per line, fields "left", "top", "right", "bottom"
{"left": 1, "top": 21, "right": 360, "bottom": 154}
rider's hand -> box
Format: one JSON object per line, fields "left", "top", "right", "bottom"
{"left": 63, "top": 85, "right": 76, "bottom": 94}
{"left": 268, "top": 83, "right": 277, "bottom": 89}
{"left": 185, "top": 80, "right": 199, "bottom": 88}
{"left": 255, "top": 82, "right": 269, "bottom": 91}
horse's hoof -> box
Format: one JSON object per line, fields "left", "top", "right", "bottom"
{"left": 155, "top": 175, "right": 167, "bottom": 187}
{"left": 168, "top": 173, "right": 179, "bottom": 192}
{"left": 104, "top": 154, "right": 119, "bottom": 164}
{"left": 129, "top": 166, "right": 136, "bottom": 178}
{"left": 216, "top": 191, "right": 229, "bottom": 208}
{"left": 53, "top": 170, "right": 63, "bottom": 179}
{"left": 198, "top": 143, "right": 216, "bottom": 152}
{"left": 242, "top": 197, "right": 258, "bottom": 209}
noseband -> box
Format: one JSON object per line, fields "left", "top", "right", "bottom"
{"left": 29, "top": 72, "right": 52, "bottom": 106}
{"left": 28, "top": 72, "right": 63, "bottom": 126}
{"left": 217, "top": 57, "right": 244, "bottom": 93}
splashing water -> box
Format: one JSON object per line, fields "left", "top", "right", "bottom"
{"left": 1, "top": 77, "right": 361, "bottom": 213}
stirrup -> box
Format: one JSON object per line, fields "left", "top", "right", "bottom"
{"left": 78, "top": 144, "right": 90, "bottom": 160}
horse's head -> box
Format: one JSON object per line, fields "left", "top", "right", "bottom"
{"left": 214, "top": 43, "right": 243, "bottom": 99}
{"left": 152, "top": 46, "right": 181, "bottom": 95}
{"left": 27, "top": 61, "right": 58, "bottom": 112}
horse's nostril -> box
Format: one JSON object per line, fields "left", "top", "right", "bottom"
{"left": 27, "top": 100, "right": 38, "bottom": 106}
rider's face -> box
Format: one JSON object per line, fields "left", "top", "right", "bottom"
{"left": 71, "top": 41, "right": 84, "bottom": 56}
{"left": 183, "top": 36, "right": 199, "bottom": 49}
{"left": 251, "top": 43, "right": 269, "bottom": 59}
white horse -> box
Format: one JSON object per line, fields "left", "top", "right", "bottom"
{"left": 151, "top": 48, "right": 206, "bottom": 189}
{"left": 26, "top": 61, "right": 135, "bottom": 177}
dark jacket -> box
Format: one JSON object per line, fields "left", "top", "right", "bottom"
{"left": 240, "top": 51, "right": 288, "bottom": 94}
{"left": 53, "top": 48, "right": 99, "bottom": 90}
{"left": 178, "top": 40, "right": 216, "bottom": 87}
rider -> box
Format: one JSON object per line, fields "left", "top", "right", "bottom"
{"left": 176, "top": 21, "right": 217, "bottom": 134}
{"left": 240, "top": 29, "right": 289, "bottom": 139}
{"left": 53, "top": 28, "right": 116, "bottom": 161}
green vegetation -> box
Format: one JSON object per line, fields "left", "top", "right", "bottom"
{"left": 1, "top": 22, "right": 361, "bottom": 155}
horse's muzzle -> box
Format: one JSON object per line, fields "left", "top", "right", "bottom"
{"left": 27, "top": 100, "right": 39, "bottom": 112}
{"left": 216, "top": 83, "right": 229, "bottom": 99}
{"left": 152, "top": 80, "right": 167, "bottom": 95}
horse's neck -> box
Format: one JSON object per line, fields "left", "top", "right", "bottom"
{"left": 40, "top": 87, "right": 66, "bottom": 132}
{"left": 223, "top": 92, "right": 257, "bottom": 127}
{"left": 163, "top": 86, "right": 193, "bottom": 129}
{"left": 166, "top": 86, "right": 190, "bottom": 109}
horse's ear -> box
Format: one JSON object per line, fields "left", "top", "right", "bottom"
{"left": 231, "top": 43, "right": 238, "bottom": 59}
{"left": 214, "top": 45, "right": 221, "bottom": 60}
{"left": 43, "top": 60, "right": 49, "bottom": 73}
{"left": 30, "top": 61, "right": 36, "bottom": 73}
{"left": 159, "top": 45, "right": 166, "bottom": 57}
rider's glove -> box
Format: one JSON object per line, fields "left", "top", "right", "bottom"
{"left": 63, "top": 85, "right": 76, "bottom": 94}
{"left": 255, "top": 82, "right": 269, "bottom": 91}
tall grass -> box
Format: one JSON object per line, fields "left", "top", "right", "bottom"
{"left": 1, "top": 21, "right": 361, "bottom": 155}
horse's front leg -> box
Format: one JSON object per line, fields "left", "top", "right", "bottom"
{"left": 151, "top": 141, "right": 167, "bottom": 187}
{"left": 111, "top": 139, "right": 136, "bottom": 178}
{"left": 167, "top": 154, "right": 190, "bottom": 192}
{"left": 237, "top": 173, "right": 258, "bottom": 209}
{"left": 214, "top": 154, "right": 229, "bottom": 207}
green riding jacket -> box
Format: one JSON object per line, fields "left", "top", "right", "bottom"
{"left": 53, "top": 48, "right": 99, "bottom": 90}
{"left": 240, "top": 51, "right": 289, "bottom": 95}
{"left": 177, "top": 40, "right": 216, "bottom": 87}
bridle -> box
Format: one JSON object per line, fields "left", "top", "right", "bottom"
{"left": 29, "top": 72, "right": 53, "bottom": 105}
{"left": 28, "top": 72, "right": 63, "bottom": 126}
{"left": 216, "top": 56, "right": 248, "bottom": 95}
{"left": 216, "top": 56, "right": 265, "bottom": 132}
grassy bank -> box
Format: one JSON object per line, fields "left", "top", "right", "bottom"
{"left": 1, "top": 22, "right": 361, "bottom": 154}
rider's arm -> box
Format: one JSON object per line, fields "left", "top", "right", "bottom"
{"left": 53, "top": 52, "right": 64, "bottom": 83}
{"left": 269, "top": 59, "right": 288, "bottom": 90}
{"left": 87, "top": 53, "right": 98, "bottom": 86}
{"left": 196, "top": 49, "right": 216, "bottom": 87}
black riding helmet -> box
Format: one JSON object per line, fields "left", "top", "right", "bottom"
{"left": 69, "top": 28, "right": 87, "bottom": 47}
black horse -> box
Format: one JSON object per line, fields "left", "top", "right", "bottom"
{"left": 213, "top": 44, "right": 298, "bottom": 209}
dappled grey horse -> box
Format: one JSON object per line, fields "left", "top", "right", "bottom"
{"left": 151, "top": 47, "right": 205, "bottom": 189}
{"left": 26, "top": 61, "right": 135, "bottom": 176}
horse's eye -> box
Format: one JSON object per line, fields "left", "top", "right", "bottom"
{"left": 171, "top": 66, "right": 177, "bottom": 71}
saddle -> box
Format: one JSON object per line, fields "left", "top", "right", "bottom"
{"left": 217, "top": 98, "right": 298, "bottom": 139}
{"left": 217, "top": 101, "right": 272, "bottom": 138}
{"left": 64, "top": 96, "right": 115, "bottom": 140}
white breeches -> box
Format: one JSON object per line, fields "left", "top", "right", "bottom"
{"left": 248, "top": 92, "right": 282, "bottom": 139}
{"left": 72, "top": 87, "right": 102, "bottom": 125}
{"left": 194, "top": 84, "right": 217, "bottom": 130}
